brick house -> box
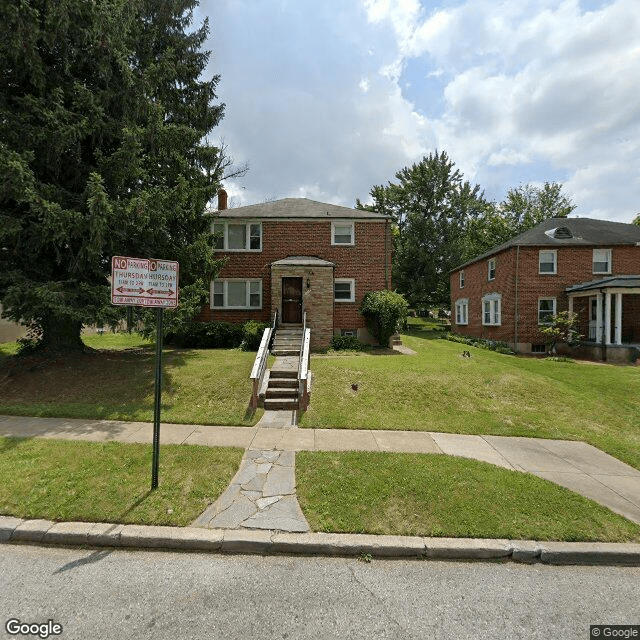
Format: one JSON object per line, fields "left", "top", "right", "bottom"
{"left": 195, "top": 190, "right": 392, "bottom": 350}
{"left": 449, "top": 217, "right": 640, "bottom": 362}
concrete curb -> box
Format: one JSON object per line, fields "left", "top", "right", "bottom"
{"left": 2, "top": 516, "right": 640, "bottom": 565}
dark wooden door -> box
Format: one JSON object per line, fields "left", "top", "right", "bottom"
{"left": 282, "top": 277, "right": 303, "bottom": 323}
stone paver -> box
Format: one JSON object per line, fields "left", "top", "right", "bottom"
{"left": 192, "top": 448, "right": 310, "bottom": 533}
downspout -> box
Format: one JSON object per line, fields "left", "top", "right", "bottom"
{"left": 514, "top": 245, "right": 520, "bottom": 352}
{"left": 384, "top": 218, "right": 391, "bottom": 289}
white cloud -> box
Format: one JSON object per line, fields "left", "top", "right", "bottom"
{"left": 203, "top": 0, "right": 640, "bottom": 221}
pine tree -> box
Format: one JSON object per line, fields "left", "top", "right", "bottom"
{"left": 0, "top": 0, "right": 226, "bottom": 350}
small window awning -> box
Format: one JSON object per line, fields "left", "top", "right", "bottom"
{"left": 566, "top": 275, "right": 640, "bottom": 294}
{"left": 271, "top": 256, "right": 335, "bottom": 267}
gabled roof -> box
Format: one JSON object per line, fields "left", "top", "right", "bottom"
{"left": 211, "top": 198, "right": 388, "bottom": 220}
{"left": 455, "top": 217, "right": 640, "bottom": 270}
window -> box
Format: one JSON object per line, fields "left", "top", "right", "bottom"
{"left": 531, "top": 344, "right": 547, "bottom": 353}
{"left": 332, "top": 221, "right": 354, "bottom": 245}
{"left": 211, "top": 279, "right": 262, "bottom": 309}
{"left": 459, "top": 270, "right": 465, "bottom": 288}
{"left": 481, "top": 294, "right": 501, "bottom": 326}
{"left": 593, "top": 249, "right": 611, "bottom": 274}
{"left": 334, "top": 278, "right": 355, "bottom": 302}
{"left": 455, "top": 298, "right": 469, "bottom": 325}
{"left": 539, "top": 250, "right": 557, "bottom": 274}
{"left": 212, "top": 221, "right": 262, "bottom": 251}
{"left": 538, "top": 298, "right": 556, "bottom": 325}
{"left": 488, "top": 258, "right": 496, "bottom": 281}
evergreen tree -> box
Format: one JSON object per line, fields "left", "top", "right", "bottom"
{"left": 0, "top": 0, "right": 226, "bottom": 350}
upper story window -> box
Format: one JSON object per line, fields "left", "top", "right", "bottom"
{"left": 334, "top": 278, "right": 355, "bottom": 302}
{"left": 539, "top": 250, "right": 557, "bottom": 274}
{"left": 592, "top": 249, "right": 611, "bottom": 274}
{"left": 331, "top": 221, "right": 354, "bottom": 246}
{"left": 213, "top": 221, "right": 262, "bottom": 251}
{"left": 455, "top": 298, "right": 468, "bottom": 325}
{"left": 487, "top": 258, "right": 496, "bottom": 281}
{"left": 459, "top": 270, "right": 465, "bottom": 288}
{"left": 482, "top": 293, "right": 501, "bottom": 326}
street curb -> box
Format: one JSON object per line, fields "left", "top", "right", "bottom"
{"left": 2, "top": 517, "right": 640, "bottom": 565}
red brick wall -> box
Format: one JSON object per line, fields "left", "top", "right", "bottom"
{"left": 451, "top": 245, "right": 640, "bottom": 347}
{"left": 195, "top": 219, "right": 391, "bottom": 331}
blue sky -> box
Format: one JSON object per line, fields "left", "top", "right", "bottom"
{"left": 196, "top": 0, "right": 640, "bottom": 222}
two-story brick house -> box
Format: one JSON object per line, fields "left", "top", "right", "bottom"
{"left": 450, "top": 217, "right": 640, "bottom": 362}
{"left": 195, "top": 190, "right": 392, "bottom": 350}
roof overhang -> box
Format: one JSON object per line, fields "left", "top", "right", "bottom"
{"left": 566, "top": 275, "right": 640, "bottom": 296}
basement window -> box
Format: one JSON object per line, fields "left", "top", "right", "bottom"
{"left": 531, "top": 344, "right": 547, "bottom": 353}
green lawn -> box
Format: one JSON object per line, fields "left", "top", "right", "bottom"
{"left": 296, "top": 451, "right": 640, "bottom": 542}
{"left": 299, "top": 319, "right": 640, "bottom": 470}
{"left": 0, "top": 437, "right": 243, "bottom": 526}
{"left": 0, "top": 335, "right": 262, "bottom": 426}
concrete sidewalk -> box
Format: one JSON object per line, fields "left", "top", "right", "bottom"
{"left": 1, "top": 414, "right": 639, "bottom": 525}
{"left": 1, "top": 414, "right": 640, "bottom": 565}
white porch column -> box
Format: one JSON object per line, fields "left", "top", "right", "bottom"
{"left": 604, "top": 291, "right": 612, "bottom": 345}
{"left": 596, "top": 293, "right": 604, "bottom": 342}
{"left": 615, "top": 292, "right": 623, "bottom": 345}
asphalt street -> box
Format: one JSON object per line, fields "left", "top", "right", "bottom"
{"left": 1, "top": 544, "right": 638, "bottom": 640}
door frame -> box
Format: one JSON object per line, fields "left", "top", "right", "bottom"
{"left": 281, "top": 276, "right": 303, "bottom": 323}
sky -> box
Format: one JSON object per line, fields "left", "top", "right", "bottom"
{"left": 195, "top": 0, "right": 640, "bottom": 222}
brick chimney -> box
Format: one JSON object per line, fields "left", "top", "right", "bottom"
{"left": 217, "top": 188, "right": 228, "bottom": 211}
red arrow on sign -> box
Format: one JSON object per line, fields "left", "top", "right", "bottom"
{"left": 147, "top": 288, "right": 175, "bottom": 296}
{"left": 117, "top": 286, "right": 145, "bottom": 294}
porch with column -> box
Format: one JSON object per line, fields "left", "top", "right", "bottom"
{"left": 566, "top": 277, "right": 640, "bottom": 361}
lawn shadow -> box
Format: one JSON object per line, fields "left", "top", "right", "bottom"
{"left": 0, "top": 435, "right": 32, "bottom": 454}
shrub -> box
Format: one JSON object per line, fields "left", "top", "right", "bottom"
{"left": 359, "top": 290, "right": 408, "bottom": 346}
{"left": 330, "top": 334, "right": 366, "bottom": 351}
{"left": 165, "top": 321, "right": 244, "bottom": 348}
{"left": 240, "top": 321, "right": 269, "bottom": 351}
{"left": 442, "top": 333, "right": 515, "bottom": 355}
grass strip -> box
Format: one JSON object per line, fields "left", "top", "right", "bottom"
{"left": 296, "top": 451, "right": 640, "bottom": 542}
{"left": 0, "top": 437, "right": 243, "bottom": 527}
{"left": 299, "top": 319, "right": 640, "bottom": 470}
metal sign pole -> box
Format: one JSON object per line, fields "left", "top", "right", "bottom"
{"left": 151, "top": 307, "right": 164, "bottom": 490}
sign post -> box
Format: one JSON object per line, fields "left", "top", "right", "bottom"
{"left": 111, "top": 256, "right": 179, "bottom": 490}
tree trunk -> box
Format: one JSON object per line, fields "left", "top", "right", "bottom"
{"left": 40, "top": 316, "right": 85, "bottom": 352}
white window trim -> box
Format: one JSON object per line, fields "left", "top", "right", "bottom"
{"left": 213, "top": 220, "right": 262, "bottom": 252}
{"left": 211, "top": 279, "right": 262, "bottom": 309}
{"left": 538, "top": 250, "right": 557, "bottom": 275}
{"left": 455, "top": 298, "right": 469, "bottom": 325}
{"left": 459, "top": 270, "right": 465, "bottom": 288}
{"left": 538, "top": 297, "right": 557, "bottom": 325}
{"left": 334, "top": 278, "right": 355, "bottom": 302}
{"left": 481, "top": 293, "right": 501, "bottom": 326}
{"left": 487, "top": 258, "right": 496, "bottom": 281}
{"left": 331, "top": 221, "right": 355, "bottom": 246}
{"left": 592, "top": 248, "right": 612, "bottom": 275}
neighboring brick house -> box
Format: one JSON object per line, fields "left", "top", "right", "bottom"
{"left": 450, "top": 217, "right": 640, "bottom": 362}
{"left": 195, "top": 190, "right": 392, "bottom": 350}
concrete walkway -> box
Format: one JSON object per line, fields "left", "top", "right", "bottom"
{"left": 1, "top": 414, "right": 639, "bottom": 525}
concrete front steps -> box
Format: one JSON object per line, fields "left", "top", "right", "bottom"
{"left": 264, "top": 366, "right": 299, "bottom": 410}
{"left": 271, "top": 326, "right": 303, "bottom": 357}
